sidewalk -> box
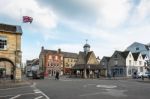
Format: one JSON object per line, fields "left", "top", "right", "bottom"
{"left": 0, "top": 79, "right": 32, "bottom": 89}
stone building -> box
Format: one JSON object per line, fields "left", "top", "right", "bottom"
{"left": 99, "top": 56, "right": 110, "bottom": 77}
{"left": 39, "top": 47, "right": 78, "bottom": 77}
{"left": 0, "top": 23, "right": 22, "bottom": 79}
{"left": 72, "top": 43, "right": 100, "bottom": 78}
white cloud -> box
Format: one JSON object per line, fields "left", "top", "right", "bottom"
{"left": 0, "top": 0, "right": 58, "bottom": 29}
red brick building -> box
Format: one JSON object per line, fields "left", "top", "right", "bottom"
{"left": 39, "top": 47, "right": 78, "bottom": 77}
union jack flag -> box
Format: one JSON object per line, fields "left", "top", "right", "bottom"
{"left": 23, "top": 16, "right": 33, "bottom": 23}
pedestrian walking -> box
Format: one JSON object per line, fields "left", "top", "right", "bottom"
{"left": 141, "top": 75, "right": 144, "bottom": 80}
{"left": 55, "top": 71, "right": 59, "bottom": 80}
{"left": 113, "top": 71, "right": 115, "bottom": 79}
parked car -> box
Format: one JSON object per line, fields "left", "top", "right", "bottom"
{"left": 26, "top": 71, "right": 33, "bottom": 77}
{"left": 143, "top": 72, "right": 150, "bottom": 78}
{"left": 137, "top": 72, "right": 143, "bottom": 78}
{"left": 32, "top": 71, "right": 44, "bottom": 79}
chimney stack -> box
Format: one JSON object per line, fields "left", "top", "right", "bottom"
{"left": 58, "top": 48, "right": 61, "bottom": 53}
{"left": 41, "top": 46, "right": 44, "bottom": 51}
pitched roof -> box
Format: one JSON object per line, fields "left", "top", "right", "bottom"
{"left": 62, "top": 52, "right": 78, "bottom": 58}
{"left": 142, "top": 54, "right": 147, "bottom": 59}
{"left": 41, "top": 49, "right": 78, "bottom": 58}
{"left": 132, "top": 52, "right": 140, "bottom": 61}
{"left": 75, "top": 51, "right": 86, "bottom": 64}
{"left": 103, "top": 56, "right": 110, "bottom": 62}
{"left": 120, "top": 51, "right": 130, "bottom": 59}
{"left": 145, "top": 45, "right": 149, "bottom": 50}
{"left": 86, "top": 51, "right": 93, "bottom": 62}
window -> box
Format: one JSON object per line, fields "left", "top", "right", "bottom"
{"left": 140, "top": 67, "right": 143, "bottom": 72}
{"left": 49, "top": 55, "right": 52, "bottom": 59}
{"left": 102, "top": 62, "right": 105, "bottom": 66}
{"left": 55, "top": 56, "right": 58, "bottom": 60}
{"left": 139, "top": 61, "right": 142, "bottom": 65}
{"left": 129, "top": 60, "right": 132, "bottom": 66}
{"left": 0, "top": 36, "right": 7, "bottom": 50}
{"left": 136, "top": 47, "right": 139, "bottom": 51}
{"left": 114, "top": 60, "right": 118, "bottom": 65}
{"left": 114, "top": 54, "right": 118, "bottom": 58}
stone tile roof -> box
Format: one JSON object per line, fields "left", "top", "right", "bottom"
{"left": 41, "top": 49, "right": 78, "bottom": 58}
{"left": 62, "top": 52, "right": 78, "bottom": 58}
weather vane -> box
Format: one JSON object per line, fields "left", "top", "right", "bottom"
{"left": 86, "top": 39, "right": 88, "bottom": 44}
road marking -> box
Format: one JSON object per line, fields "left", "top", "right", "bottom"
{"left": 34, "top": 89, "right": 41, "bottom": 93}
{"left": 80, "top": 92, "right": 102, "bottom": 97}
{"left": 32, "top": 82, "right": 50, "bottom": 99}
{"left": 83, "top": 84, "right": 96, "bottom": 87}
{"left": 39, "top": 90, "right": 50, "bottom": 99}
{"left": 96, "top": 85, "right": 117, "bottom": 88}
{"left": 31, "top": 82, "right": 36, "bottom": 87}
{"left": 9, "top": 94, "right": 21, "bottom": 99}
{"left": 34, "top": 96, "right": 43, "bottom": 99}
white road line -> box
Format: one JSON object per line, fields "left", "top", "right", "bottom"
{"left": 80, "top": 92, "right": 102, "bottom": 97}
{"left": 39, "top": 90, "right": 50, "bottom": 99}
{"left": 34, "top": 96, "right": 43, "bottom": 99}
{"left": 32, "top": 82, "right": 50, "bottom": 99}
{"left": 9, "top": 94, "right": 21, "bottom": 99}
{"left": 0, "top": 95, "right": 14, "bottom": 98}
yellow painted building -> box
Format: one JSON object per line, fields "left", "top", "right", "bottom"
{"left": 0, "top": 23, "right": 22, "bottom": 79}
{"left": 63, "top": 57, "right": 78, "bottom": 74}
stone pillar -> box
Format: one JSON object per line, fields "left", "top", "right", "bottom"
{"left": 83, "top": 69, "right": 87, "bottom": 78}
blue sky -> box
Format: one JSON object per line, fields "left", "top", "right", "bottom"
{"left": 0, "top": 0, "right": 150, "bottom": 62}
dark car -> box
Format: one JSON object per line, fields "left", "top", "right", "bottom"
{"left": 32, "top": 71, "right": 44, "bottom": 79}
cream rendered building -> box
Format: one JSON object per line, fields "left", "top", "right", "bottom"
{"left": 0, "top": 23, "right": 22, "bottom": 79}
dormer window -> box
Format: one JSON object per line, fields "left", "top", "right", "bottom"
{"left": 136, "top": 47, "right": 139, "bottom": 51}
{"left": 114, "top": 54, "right": 118, "bottom": 58}
{"left": 0, "top": 36, "right": 7, "bottom": 50}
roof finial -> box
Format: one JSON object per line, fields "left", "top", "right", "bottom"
{"left": 86, "top": 39, "right": 88, "bottom": 44}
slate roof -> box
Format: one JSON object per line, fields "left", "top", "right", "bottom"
{"left": 142, "top": 54, "right": 147, "bottom": 59}
{"left": 0, "top": 23, "right": 22, "bottom": 34}
{"left": 145, "top": 45, "right": 149, "bottom": 50}
{"left": 83, "top": 43, "right": 90, "bottom": 48}
{"left": 132, "top": 52, "right": 140, "bottom": 61}
{"left": 103, "top": 56, "right": 110, "bottom": 62}
{"left": 120, "top": 51, "right": 130, "bottom": 59}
